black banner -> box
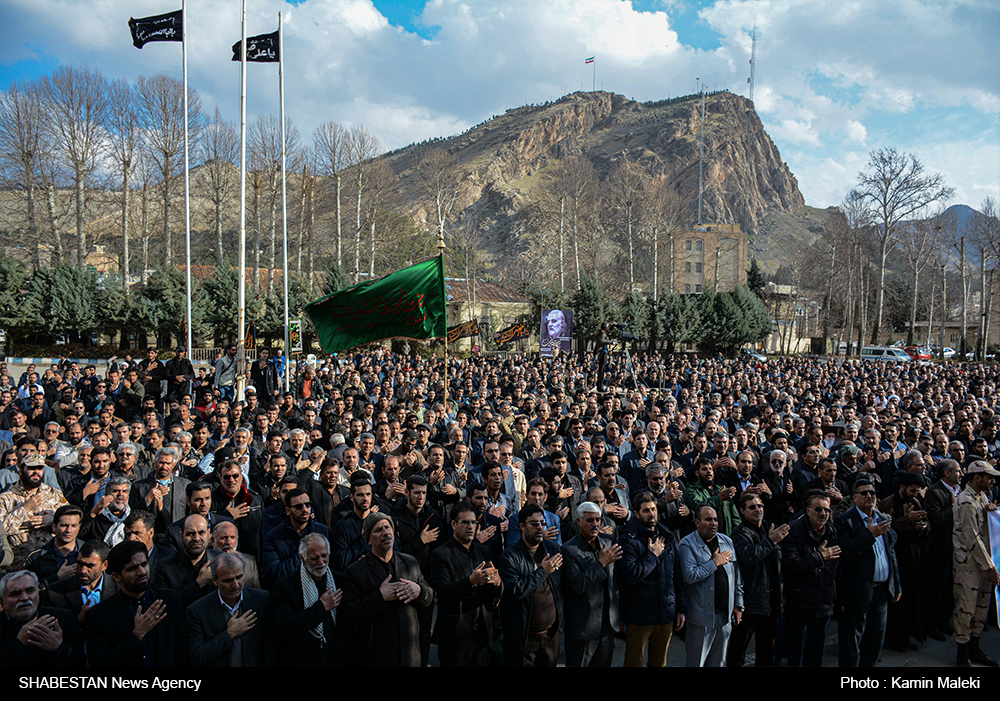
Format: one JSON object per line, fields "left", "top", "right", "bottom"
{"left": 446, "top": 320, "right": 480, "bottom": 344}
{"left": 231, "top": 31, "right": 279, "bottom": 62}
{"left": 129, "top": 9, "right": 183, "bottom": 49}
{"left": 494, "top": 322, "right": 529, "bottom": 345}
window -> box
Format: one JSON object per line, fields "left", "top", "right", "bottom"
{"left": 696, "top": 284, "right": 702, "bottom": 293}
{"left": 696, "top": 240, "right": 703, "bottom": 251}
{"left": 695, "top": 263, "right": 702, "bottom": 273}
{"left": 685, "top": 241, "right": 692, "bottom": 251}
{"left": 685, "top": 262, "right": 692, "bottom": 272}
{"left": 685, "top": 284, "right": 691, "bottom": 294}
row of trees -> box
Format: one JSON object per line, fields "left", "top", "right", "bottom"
{"left": 792, "top": 149, "right": 998, "bottom": 359}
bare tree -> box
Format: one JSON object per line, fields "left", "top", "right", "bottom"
{"left": 608, "top": 157, "right": 645, "bottom": 292}
{"left": 897, "top": 211, "right": 941, "bottom": 344}
{"left": 200, "top": 107, "right": 239, "bottom": 265}
{"left": 313, "top": 122, "right": 349, "bottom": 267}
{"left": 106, "top": 78, "right": 141, "bottom": 282}
{"left": 848, "top": 147, "right": 953, "bottom": 344}
{"left": 415, "top": 148, "right": 461, "bottom": 250}
{"left": 972, "top": 197, "right": 999, "bottom": 358}
{"left": 641, "top": 175, "right": 685, "bottom": 299}
{"left": 41, "top": 65, "right": 109, "bottom": 266}
{"left": 347, "top": 125, "right": 382, "bottom": 282}
{"left": 135, "top": 73, "right": 202, "bottom": 266}
{"left": 0, "top": 79, "right": 47, "bottom": 266}
{"left": 360, "top": 158, "right": 397, "bottom": 277}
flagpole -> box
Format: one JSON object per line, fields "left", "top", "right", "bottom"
{"left": 236, "top": 0, "right": 248, "bottom": 402}
{"left": 279, "top": 11, "right": 290, "bottom": 394}
{"left": 182, "top": 0, "right": 193, "bottom": 356}
{"left": 438, "top": 233, "right": 447, "bottom": 411}
{"left": 593, "top": 57, "right": 596, "bottom": 92}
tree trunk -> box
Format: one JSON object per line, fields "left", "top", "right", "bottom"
{"left": 163, "top": 153, "right": 172, "bottom": 266}
{"left": 47, "top": 183, "right": 63, "bottom": 265}
{"left": 76, "top": 175, "right": 86, "bottom": 267}
{"left": 268, "top": 169, "right": 278, "bottom": 296}
{"left": 558, "top": 196, "right": 565, "bottom": 296}
{"left": 141, "top": 184, "right": 149, "bottom": 285}
{"left": 122, "top": 165, "right": 130, "bottom": 284}
{"left": 871, "top": 231, "right": 888, "bottom": 344}
{"left": 960, "top": 237, "right": 967, "bottom": 357}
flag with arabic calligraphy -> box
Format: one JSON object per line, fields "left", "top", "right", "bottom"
{"left": 446, "top": 319, "right": 480, "bottom": 344}
{"left": 231, "top": 31, "right": 279, "bottom": 62}
{"left": 493, "top": 322, "right": 529, "bottom": 345}
{"left": 304, "top": 256, "right": 446, "bottom": 353}
{"left": 129, "top": 10, "right": 183, "bottom": 49}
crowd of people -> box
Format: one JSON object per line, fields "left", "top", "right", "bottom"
{"left": 0, "top": 342, "right": 998, "bottom": 668}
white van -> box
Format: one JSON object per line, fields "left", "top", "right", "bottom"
{"left": 860, "top": 346, "right": 912, "bottom": 363}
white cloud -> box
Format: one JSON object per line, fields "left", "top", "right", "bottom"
{"left": 844, "top": 119, "right": 867, "bottom": 145}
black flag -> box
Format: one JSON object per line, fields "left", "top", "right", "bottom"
{"left": 231, "top": 31, "right": 280, "bottom": 63}
{"left": 128, "top": 10, "right": 183, "bottom": 49}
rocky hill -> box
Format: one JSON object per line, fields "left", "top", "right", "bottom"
{"left": 384, "top": 89, "right": 805, "bottom": 252}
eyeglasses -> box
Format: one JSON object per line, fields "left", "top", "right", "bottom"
{"left": 289, "top": 502, "right": 312, "bottom": 510}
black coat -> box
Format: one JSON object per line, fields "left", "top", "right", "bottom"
{"left": 0, "top": 606, "right": 83, "bottom": 667}
{"left": 339, "top": 550, "right": 433, "bottom": 667}
{"left": 781, "top": 516, "right": 839, "bottom": 618}
{"left": 429, "top": 537, "right": 501, "bottom": 650}
{"left": 271, "top": 569, "right": 342, "bottom": 667}
{"left": 835, "top": 505, "right": 901, "bottom": 604}
{"left": 85, "top": 587, "right": 186, "bottom": 667}
{"left": 731, "top": 520, "right": 782, "bottom": 616}
{"left": 152, "top": 549, "right": 220, "bottom": 607}
{"left": 618, "top": 518, "right": 686, "bottom": 626}
{"left": 43, "top": 574, "right": 120, "bottom": 630}
{"left": 186, "top": 587, "right": 274, "bottom": 667}
{"left": 560, "top": 533, "right": 620, "bottom": 640}
{"left": 499, "top": 538, "right": 563, "bottom": 651}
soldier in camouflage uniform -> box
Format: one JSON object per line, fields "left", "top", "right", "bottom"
{"left": 952, "top": 460, "right": 1000, "bottom": 667}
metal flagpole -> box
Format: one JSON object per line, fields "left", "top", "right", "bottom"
{"left": 438, "top": 231, "right": 447, "bottom": 409}
{"left": 236, "top": 0, "right": 248, "bottom": 402}
{"left": 592, "top": 58, "right": 596, "bottom": 92}
{"left": 182, "top": 0, "right": 193, "bottom": 355}
{"left": 279, "top": 12, "right": 290, "bottom": 393}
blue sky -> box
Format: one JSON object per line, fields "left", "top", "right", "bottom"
{"left": 2, "top": 0, "right": 998, "bottom": 208}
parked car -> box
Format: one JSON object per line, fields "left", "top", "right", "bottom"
{"left": 904, "top": 345, "right": 932, "bottom": 361}
{"left": 942, "top": 347, "right": 957, "bottom": 359}
{"left": 741, "top": 348, "right": 767, "bottom": 362}
{"left": 860, "top": 346, "right": 912, "bottom": 363}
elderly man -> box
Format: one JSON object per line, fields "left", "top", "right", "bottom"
{"left": 0, "top": 454, "right": 67, "bottom": 568}
{"left": 952, "top": 460, "right": 1000, "bottom": 667}
{"left": 186, "top": 551, "right": 273, "bottom": 667}
{"left": 85, "top": 540, "right": 185, "bottom": 667}
{"left": 272, "top": 532, "right": 343, "bottom": 666}
{"left": 134, "top": 448, "right": 190, "bottom": 535}
{"left": 560, "top": 501, "right": 622, "bottom": 667}
{"left": 679, "top": 505, "right": 743, "bottom": 667}
{"left": 0, "top": 570, "right": 80, "bottom": 666}
{"left": 340, "top": 512, "right": 433, "bottom": 667}
{"left": 835, "top": 477, "right": 900, "bottom": 667}
{"left": 81, "top": 474, "right": 131, "bottom": 546}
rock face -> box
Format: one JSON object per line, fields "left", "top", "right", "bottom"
{"left": 385, "top": 89, "right": 804, "bottom": 244}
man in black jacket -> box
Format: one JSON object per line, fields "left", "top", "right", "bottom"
{"left": 835, "top": 477, "right": 900, "bottom": 667}
{"left": 727, "top": 492, "right": 788, "bottom": 667}
{"left": 499, "top": 503, "right": 563, "bottom": 667}
{"left": 85, "top": 540, "right": 185, "bottom": 667}
{"left": 560, "top": 501, "right": 622, "bottom": 667}
{"left": 164, "top": 347, "right": 194, "bottom": 403}
{"left": 152, "top": 514, "right": 219, "bottom": 607}
{"left": 0, "top": 570, "right": 82, "bottom": 667}
{"left": 429, "top": 501, "right": 501, "bottom": 667}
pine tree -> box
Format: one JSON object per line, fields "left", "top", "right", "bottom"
{"left": 322, "top": 259, "right": 352, "bottom": 297}
{"left": 747, "top": 257, "right": 766, "bottom": 299}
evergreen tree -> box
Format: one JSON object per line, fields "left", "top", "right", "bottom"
{"left": 322, "top": 259, "right": 352, "bottom": 297}
{"left": 732, "top": 284, "right": 773, "bottom": 344}
{"left": 747, "top": 257, "right": 766, "bottom": 299}
{"left": 0, "top": 255, "right": 31, "bottom": 351}
{"left": 571, "top": 272, "right": 612, "bottom": 353}
{"left": 621, "top": 291, "right": 648, "bottom": 350}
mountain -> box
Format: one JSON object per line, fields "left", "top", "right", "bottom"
{"left": 383, "top": 89, "right": 805, "bottom": 260}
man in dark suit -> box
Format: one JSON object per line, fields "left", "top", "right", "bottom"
{"left": 339, "top": 512, "right": 433, "bottom": 667}
{"left": 186, "top": 552, "right": 273, "bottom": 666}
{"left": 499, "top": 503, "right": 563, "bottom": 667}
{"left": 429, "top": 501, "right": 501, "bottom": 667}
{"left": 133, "top": 448, "right": 190, "bottom": 537}
{"left": 560, "top": 501, "right": 622, "bottom": 667}
{"left": 42, "top": 540, "right": 118, "bottom": 633}
{"left": 0, "top": 570, "right": 82, "bottom": 667}
{"left": 923, "top": 459, "right": 962, "bottom": 639}
{"left": 122, "top": 510, "right": 166, "bottom": 581}
{"left": 162, "top": 482, "right": 233, "bottom": 551}
{"left": 211, "top": 521, "right": 261, "bottom": 589}
{"left": 271, "top": 532, "right": 343, "bottom": 666}
{"left": 835, "top": 477, "right": 900, "bottom": 667}
{"left": 212, "top": 460, "right": 265, "bottom": 562}
{"left": 152, "top": 514, "right": 219, "bottom": 607}
{"left": 85, "top": 540, "right": 185, "bottom": 666}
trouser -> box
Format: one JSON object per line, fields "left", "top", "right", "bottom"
{"left": 686, "top": 613, "right": 732, "bottom": 667}
{"left": 727, "top": 612, "right": 778, "bottom": 667}
{"left": 786, "top": 613, "right": 830, "bottom": 667}
{"left": 504, "top": 626, "right": 559, "bottom": 667}
{"left": 624, "top": 622, "right": 675, "bottom": 667}
{"left": 565, "top": 634, "right": 614, "bottom": 667}
{"left": 953, "top": 569, "right": 994, "bottom": 644}
{"left": 839, "top": 581, "right": 890, "bottom": 667}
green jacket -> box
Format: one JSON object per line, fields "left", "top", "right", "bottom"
{"left": 683, "top": 482, "right": 741, "bottom": 536}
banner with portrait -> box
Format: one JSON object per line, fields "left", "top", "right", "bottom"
{"left": 540, "top": 309, "right": 573, "bottom": 357}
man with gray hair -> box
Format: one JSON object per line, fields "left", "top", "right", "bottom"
{"left": 83, "top": 474, "right": 132, "bottom": 546}
{"left": 186, "top": 551, "right": 273, "bottom": 666}
{"left": 271, "top": 532, "right": 343, "bottom": 666}
{"left": 560, "top": 501, "right": 622, "bottom": 666}
{"left": 134, "top": 447, "right": 190, "bottom": 535}
{"left": 0, "top": 569, "right": 81, "bottom": 666}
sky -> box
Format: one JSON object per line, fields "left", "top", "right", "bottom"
{"left": 1, "top": 0, "right": 998, "bottom": 209}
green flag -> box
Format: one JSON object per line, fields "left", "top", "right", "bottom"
{"left": 303, "top": 257, "right": 447, "bottom": 353}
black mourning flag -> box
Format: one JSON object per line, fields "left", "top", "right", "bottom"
{"left": 231, "top": 31, "right": 280, "bottom": 62}
{"left": 128, "top": 9, "right": 183, "bottom": 49}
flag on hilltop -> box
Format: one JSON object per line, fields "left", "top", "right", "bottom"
{"left": 494, "top": 322, "right": 529, "bottom": 345}
{"left": 129, "top": 9, "right": 183, "bottom": 49}
{"left": 584, "top": 56, "right": 595, "bottom": 64}
{"left": 303, "top": 257, "right": 447, "bottom": 353}
{"left": 446, "top": 320, "right": 480, "bottom": 344}
{"left": 231, "top": 31, "right": 280, "bottom": 62}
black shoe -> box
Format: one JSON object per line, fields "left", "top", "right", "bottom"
{"left": 969, "top": 636, "right": 1000, "bottom": 667}
{"left": 957, "top": 643, "right": 971, "bottom": 668}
